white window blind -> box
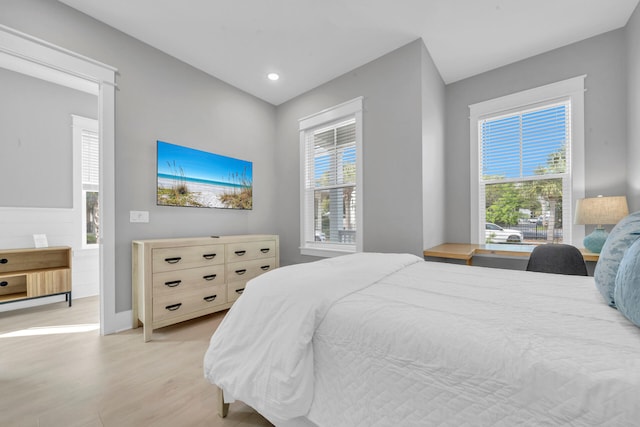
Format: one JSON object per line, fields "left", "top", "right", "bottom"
{"left": 480, "top": 101, "right": 570, "bottom": 181}
{"left": 82, "top": 129, "right": 99, "bottom": 187}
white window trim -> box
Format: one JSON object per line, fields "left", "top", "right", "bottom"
{"left": 469, "top": 75, "right": 586, "bottom": 245}
{"left": 299, "top": 97, "right": 363, "bottom": 257}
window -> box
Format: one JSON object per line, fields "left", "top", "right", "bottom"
{"left": 469, "top": 76, "right": 585, "bottom": 245}
{"left": 299, "top": 97, "right": 363, "bottom": 257}
{"left": 73, "top": 115, "right": 99, "bottom": 247}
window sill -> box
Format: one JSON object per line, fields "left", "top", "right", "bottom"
{"left": 300, "top": 245, "right": 355, "bottom": 258}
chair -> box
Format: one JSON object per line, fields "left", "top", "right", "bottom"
{"left": 526, "top": 244, "right": 588, "bottom": 276}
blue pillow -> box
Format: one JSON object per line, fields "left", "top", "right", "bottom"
{"left": 593, "top": 211, "right": 640, "bottom": 307}
{"left": 614, "top": 238, "right": 640, "bottom": 327}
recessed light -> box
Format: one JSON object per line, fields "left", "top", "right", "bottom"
{"left": 267, "top": 72, "right": 280, "bottom": 81}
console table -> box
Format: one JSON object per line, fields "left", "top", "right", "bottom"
{"left": 0, "top": 246, "right": 72, "bottom": 306}
{"left": 424, "top": 243, "right": 599, "bottom": 266}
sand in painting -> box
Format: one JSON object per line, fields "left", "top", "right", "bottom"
{"left": 158, "top": 177, "right": 233, "bottom": 208}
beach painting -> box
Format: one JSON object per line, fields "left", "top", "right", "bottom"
{"left": 157, "top": 141, "right": 253, "bottom": 209}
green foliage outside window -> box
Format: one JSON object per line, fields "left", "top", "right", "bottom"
{"left": 485, "top": 147, "right": 565, "bottom": 231}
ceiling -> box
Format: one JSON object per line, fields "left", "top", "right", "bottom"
{"left": 58, "top": 0, "right": 639, "bottom": 106}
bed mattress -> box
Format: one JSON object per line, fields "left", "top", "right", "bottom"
{"left": 204, "top": 254, "right": 640, "bottom": 426}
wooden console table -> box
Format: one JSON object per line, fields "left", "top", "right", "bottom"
{"left": 423, "top": 243, "right": 599, "bottom": 266}
{"left": 0, "top": 246, "right": 72, "bottom": 306}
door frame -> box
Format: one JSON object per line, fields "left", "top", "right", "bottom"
{"left": 0, "top": 24, "right": 121, "bottom": 334}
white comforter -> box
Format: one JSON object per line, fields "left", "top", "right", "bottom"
{"left": 204, "top": 254, "right": 640, "bottom": 426}
{"left": 203, "top": 252, "right": 422, "bottom": 424}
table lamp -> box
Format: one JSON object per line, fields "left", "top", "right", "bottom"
{"left": 574, "top": 195, "right": 629, "bottom": 253}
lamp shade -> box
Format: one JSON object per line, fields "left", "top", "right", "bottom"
{"left": 575, "top": 195, "right": 629, "bottom": 253}
{"left": 574, "top": 196, "right": 629, "bottom": 226}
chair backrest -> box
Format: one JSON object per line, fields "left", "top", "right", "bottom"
{"left": 526, "top": 244, "right": 588, "bottom": 276}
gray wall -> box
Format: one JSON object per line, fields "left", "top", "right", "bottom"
{"left": 0, "top": 0, "right": 277, "bottom": 312}
{"left": 421, "top": 43, "right": 446, "bottom": 249}
{"left": 275, "top": 39, "right": 443, "bottom": 266}
{"left": 445, "top": 29, "right": 628, "bottom": 243}
{"left": 0, "top": 67, "right": 97, "bottom": 208}
{"left": 627, "top": 3, "right": 640, "bottom": 212}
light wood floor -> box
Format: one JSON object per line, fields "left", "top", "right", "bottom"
{"left": 0, "top": 297, "right": 273, "bottom": 427}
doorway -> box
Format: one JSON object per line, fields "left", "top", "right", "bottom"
{"left": 0, "top": 24, "right": 118, "bottom": 334}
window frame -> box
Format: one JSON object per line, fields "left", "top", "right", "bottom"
{"left": 469, "top": 76, "right": 586, "bottom": 245}
{"left": 299, "top": 97, "right": 363, "bottom": 257}
{"left": 72, "top": 115, "right": 99, "bottom": 249}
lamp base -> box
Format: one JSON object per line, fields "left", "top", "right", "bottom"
{"left": 583, "top": 227, "right": 608, "bottom": 253}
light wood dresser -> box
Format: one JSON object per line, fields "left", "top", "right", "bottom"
{"left": 0, "top": 246, "right": 72, "bottom": 307}
{"left": 132, "top": 234, "right": 279, "bottom": 341}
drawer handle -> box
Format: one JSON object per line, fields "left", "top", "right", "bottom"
{"left": 235, "top": 269, "right": 247, "bottom": 275}
{"left": 0, "top": 258, "right": 7, "bottom": 264}
{"left": 165, "top": 303, "right": 182, "bottom": 311}
{"left": 0, "top": 281, "right": 7, "bottom": 287}
{"left": 260, "top": 248, "right": 270, "bottom": 253}
{"left": 164, "top": 257, "right": 182, "bottom": 264}
{"left": 235, "top": 288, "right": 245, "bottom": 295}
{"left": 260, "top": 265, "right": 271, "bottom": 271}
{"left": 203, "top": 274, "right": 217, "bottom": 281}
{"left": 203, "top": 295, "right": 217, "bottom": 302}
{"left": 164, "top": 280, "right": 182, "bottom": 288}
{"left": 202, "top": 253, "right": 217, "bottom": 260}
{"left": 234, "top": 250, "right": 246, "bottom": 256}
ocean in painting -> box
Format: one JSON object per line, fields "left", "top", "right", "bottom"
{"left": 157, "top": 173, "right": 246, "bottom": 189}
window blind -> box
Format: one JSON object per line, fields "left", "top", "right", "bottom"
{"left": 480, "top": 101, "right": 570, "bottom": 182}
{"left": 304, "top": 118, "right": 357, "bottom": 245}
{"left": 82, "top": 129, "right": 99, "bottom": 187}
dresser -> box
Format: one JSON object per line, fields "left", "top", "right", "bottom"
{"left": 132, "top": 235, "right": 279, "bottom": 341}
{"left": 0, "top": 246, "right": 72, "bottom": 307}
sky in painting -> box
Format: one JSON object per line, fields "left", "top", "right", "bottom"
{"left": 157, "top": 141, "right": 252, "bottom": 184}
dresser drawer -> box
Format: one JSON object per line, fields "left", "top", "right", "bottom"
{"left": 226, "top": 257, "right": 276, "bottom": 283}
{"left": 152, "top": 265, "right": 225, "bottom": 295}
{"left": 226, "top": 240, "right": 276, "bottom": 262}
{"left": 0, "top": 273, "right": 27, "bottom": 297}
{"left": 227, "top": 281, "right": 247, "bottom": 303}
{"left": 152, "top": 244, "right": 224, "bottom": 272}
{"left": 153, "top": 284, "right": 226, "bottom": 322}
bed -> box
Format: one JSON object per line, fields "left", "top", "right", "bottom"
{"left": 203, "top": 252, "right": 640, "bottom": 427}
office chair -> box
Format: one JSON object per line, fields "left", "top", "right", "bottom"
{"left": 526, "top": 244, "right": 588, "bottom": 276}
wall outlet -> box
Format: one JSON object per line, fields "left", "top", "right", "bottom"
{"left": 130, "top": 211, "right": 149, "bottom": 223}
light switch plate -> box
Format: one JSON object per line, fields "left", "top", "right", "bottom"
{"left": 130, "top": 210, "right": 149, "bottom": 223}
